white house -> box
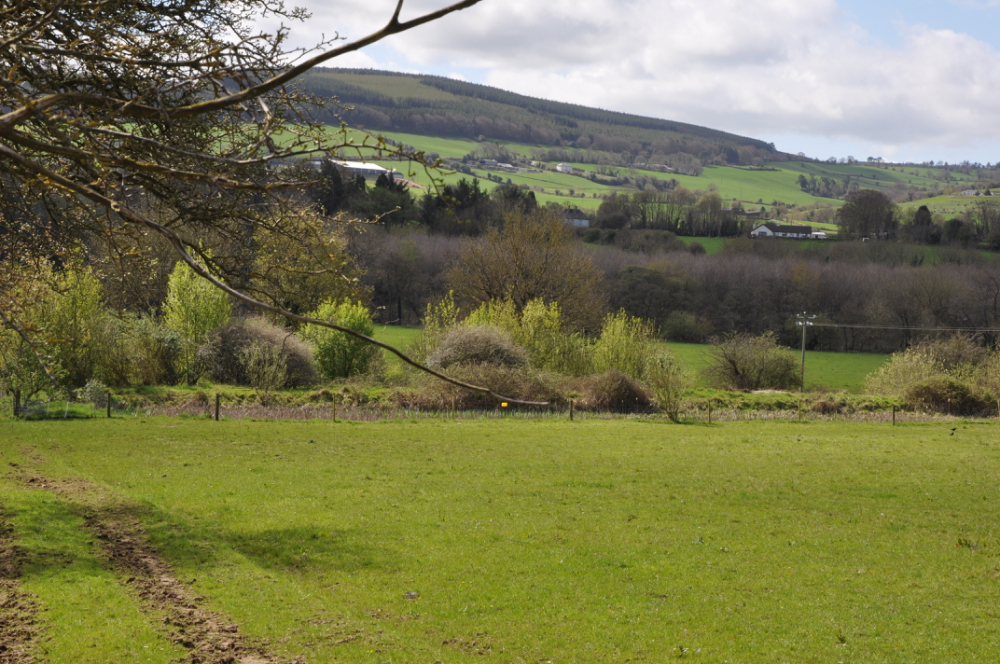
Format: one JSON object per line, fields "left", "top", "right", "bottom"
{"left": 810, "top": 231, "right": 828, "bottom": 240}
{"left": 332, "top": 160, "right": 401, "bottom": 180}
{"left": 564, "top": 207, "right": 590, "bottom": 228}
{"left": 555, "top": 163, "right": 574, "bottom": 174}
{"left": 750, "top": 223, "right": 813, "bottom": 239}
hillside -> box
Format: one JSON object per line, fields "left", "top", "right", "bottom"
{"left": 299, "top": 68, "right": 788, "bottom": 168}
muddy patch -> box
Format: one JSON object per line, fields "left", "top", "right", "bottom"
{"left": 0, "top": 510, "right": 41, "bottom": 664}
{"left": 21, "top": 476, "right": 302, "bottom": 664}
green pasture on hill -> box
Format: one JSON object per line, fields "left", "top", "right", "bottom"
{"left": 3, "top": 418, "right": 1000, "bottom": 663}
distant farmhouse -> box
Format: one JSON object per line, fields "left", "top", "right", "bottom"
{"left": 333, "top": 160, "right": 402, "bottom": 180}
{"left": 307, "top": 157, "right": 402, "bottom": 180}
{"left": 555, "top": 163, "right": 574, "bottom": 174}
{"left": 564, "top": 207, "right": 590, "bottom": 228}
{"left": 751, "top": 223, "right": 826, "bottom": 240}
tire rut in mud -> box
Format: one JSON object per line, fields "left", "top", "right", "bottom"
{"left": 22, "top": 476, "right": 302, "bottom": 664}
{"left": 0, "top": 508, "right": 41, "bottom": 664}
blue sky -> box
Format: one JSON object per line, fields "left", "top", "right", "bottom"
{"left": 273, "top": 1, "right": 1000, "bottom": 164}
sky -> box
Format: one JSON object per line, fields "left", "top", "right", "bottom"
{"left": 261, "top": 0, "right": 1000, "bottom": 165}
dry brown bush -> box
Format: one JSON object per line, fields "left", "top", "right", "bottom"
{"left": 426, "top": 326, "right": 529, "bottom": 370}
{"left": 408, "top": 365, "right": 564, "bottom": 411}
{"left": 581, "top": 369, "right": 651, "bottom": 413}
{"left": 199, "top": 318, "right": 317, "bottom": 387}
{"left": 903, "top": 377, "right": 993, "bottom": 416}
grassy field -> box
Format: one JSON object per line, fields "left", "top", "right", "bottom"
{"left": 371, "top": 327, "right": 888, "bottom": 394}
{"left": 2, "top": 418, "right": 1000, "bottom": 662}
{"left": 662, "top": 342, "right": 888, "bottom": 392}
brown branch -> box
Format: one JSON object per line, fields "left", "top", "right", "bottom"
{"left": 0, "top": 143, "right": 549, "bottom": 407}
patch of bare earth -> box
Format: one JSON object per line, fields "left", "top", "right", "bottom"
{"left": 21, "top": 476, "right": 303, "bottom": 664}
{"left": 0, "top": 508, "right": 41, "bottom": 664}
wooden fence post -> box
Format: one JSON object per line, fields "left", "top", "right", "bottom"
{"left": 892, "top": 406, "right": 896, "bottom": 426}
{"left": 570, "top": 399, "right": 574, "bottom": 421}
{"left": 707, "top": 402, "right": 712, "bottom": 425}
{"left": 333, "top": 394, "right": 338, "bottom": 423}
{"left": 107, "top": 390, "right": 112, "bottom": 418}
{"left": 215, "top": 393, "right": 221, "bottom": 421}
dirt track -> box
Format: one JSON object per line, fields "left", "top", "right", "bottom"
{"left": 0, "top": 508, "right": 40, "bottom": 664}
{"left": 20, "top": 475, "right": 303, "bottom": 664}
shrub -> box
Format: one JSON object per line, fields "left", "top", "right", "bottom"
{"left": 163, "top": 259, "right": 231, "bottom": 383}
{"left": 705, "top": 332, "right": 799, "bottom": 391}
{"left": 591, "top": 311, "right": 657, "bottom": 380}
{"left": 865, "top": 334, "right": 985, "bottom": 395}
{"left": 583, "top": 369, "right": 650, "bottom": 413}
{"left": 661, "top": 311, "right": 710, "bottom": 343}
{"left": 645, "top": 352, "right": 690, "bottom": 421}
{"left": 79, "top": 378, "right": 108, "bottom": 407}
{"left": 199, "top": 318, "right": 317, "bottom": 387}
{"left": 301, "top": 299, "right": 382, "bottom": 379}
{"left": 426, "top": 326, "right": 528, "bottom": 369}
{"left": 412, "top": 364, "right": 561, "bottom": 410}
{"left": 465, "top": 298, "right": 591, "bottom": 375}
{"left": 96, "top": 314, "right": 180, "bottom": 386}
{"left": 903, "top": 377, "right": 993, "bottom": 416}
{"left": 241, "top": 341, "right": 287, "bottom": 405}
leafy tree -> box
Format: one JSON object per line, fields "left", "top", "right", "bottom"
{"left": 301, "top": 300, "right": 381, "bottom": 379}
{"left": 836, "top": 190, "right": 899, "bottom": 240}
{"left": 163, "top": 260, "right": 232, "bottom": 383}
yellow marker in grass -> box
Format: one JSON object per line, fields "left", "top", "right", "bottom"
{"left": 502, "top": 403, "right": 508, "bottom": 407}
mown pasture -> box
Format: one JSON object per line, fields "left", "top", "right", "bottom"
{"left": 2, "top": 418, "right": 999, "bottom": 663}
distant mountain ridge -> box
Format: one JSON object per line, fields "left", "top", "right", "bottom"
{"left": 298, "top": 68, "right": 792, "bottom": 167}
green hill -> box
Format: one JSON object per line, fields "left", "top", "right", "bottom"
{"left": 300, "top": 68, "right": 787, "bottom": 167}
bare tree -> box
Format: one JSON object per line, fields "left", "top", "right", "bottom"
{"left": 0, "top": 0, "right": 552, "bottom": 404}
{"left": 448, "top": 208, "right": 606, "bottom": 331}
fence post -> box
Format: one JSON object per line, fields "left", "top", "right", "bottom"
{"left": 708, "top": 402, "right": 712, "bottom": 425}
{"left": 215, "top": 393, "right": 221, "bottom": 421}
{"left": 570, "top": 399, "right": 574, "bottom": 421}
{"left": 892, "top": 406, "right": 896, "bottom": 426}
{"left": 12, "top": 389, "right": 19, "bottom": 418}
{"left": 107, "top": 390, "right": 112, "bottom": 418}
{"left": 333, "top": 394, "right": 338, "bottom": 423}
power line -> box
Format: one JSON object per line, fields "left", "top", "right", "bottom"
{"left": 811, "top": 322, "right": 1000, "bottom": 333}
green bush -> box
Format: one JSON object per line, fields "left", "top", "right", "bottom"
{"left": 426, "top": 326, "right": 529, "bottom": 369}
{"left": 591, "top": 311, "right": 656, "bottom": 380}
{"left": 705, "top": 332, "right": 799, "bottom": 391}
{"left": 865, "top": 334, "right": 986, "bottom": 396}
{"left": 645, "top": 352, "right": 690, "bottom": 421}
{"left": 95, "top": 314, "right": 181, "bottom": 387}
{"left": 301, "top": 300, "right": 382, "bottom": 379}
{"left": 466, "top": 298, "right": 591, "bottom": 375}
{"left": 163, "top": 260, "right": 231, "bottom": 383}
{"left": 661, "top": 311, "right": 710, "bottom": 343}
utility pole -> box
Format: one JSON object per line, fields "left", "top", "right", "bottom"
{"left": 795, "top": 312, "right": 816, "bottom": 393}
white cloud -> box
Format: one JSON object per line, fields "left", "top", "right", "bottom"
{"left": 268, "top": 1, "right": 1000, "bottom": 160}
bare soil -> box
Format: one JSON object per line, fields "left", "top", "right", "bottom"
{"left": 0, "top": 507, "right": 40, "bottom": 664}
{"left": 20, "top": 475, "right": 303, "bottom": 664}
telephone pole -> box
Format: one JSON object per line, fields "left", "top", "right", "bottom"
{"left": 795, "top": 312, "right": 816, "bottom": 393}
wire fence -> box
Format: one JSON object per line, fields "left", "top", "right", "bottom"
{"left": 5, "top": 396, "right": 987, "bottom": 425}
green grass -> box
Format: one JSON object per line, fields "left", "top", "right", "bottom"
{"left": 661, "top": 342, "right": 887, "bottom": 392}
{"left": 368, "top": 327, "right": 888, "bottom": 393}
{"left": 4, "top": 418, "right": 1000, "bottom": 662}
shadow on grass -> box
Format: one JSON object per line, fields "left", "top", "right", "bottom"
{"left": 3, "top": 491, "right": 109, "bottom": 582}
{"left": 140, "top": 509, "right": 398, "bottom": 575}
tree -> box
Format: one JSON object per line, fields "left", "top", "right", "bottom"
{"left": 447, "top": 208, "right": 606, "bottom": 331}
{"left": 836, "top": 190, "right": 899, "bottom": 240}
{"left": 0, "top": 0, "right": 540, "bottom": 404}
{"left": 163, "top": 260, "right": 232, "bottom": 383}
